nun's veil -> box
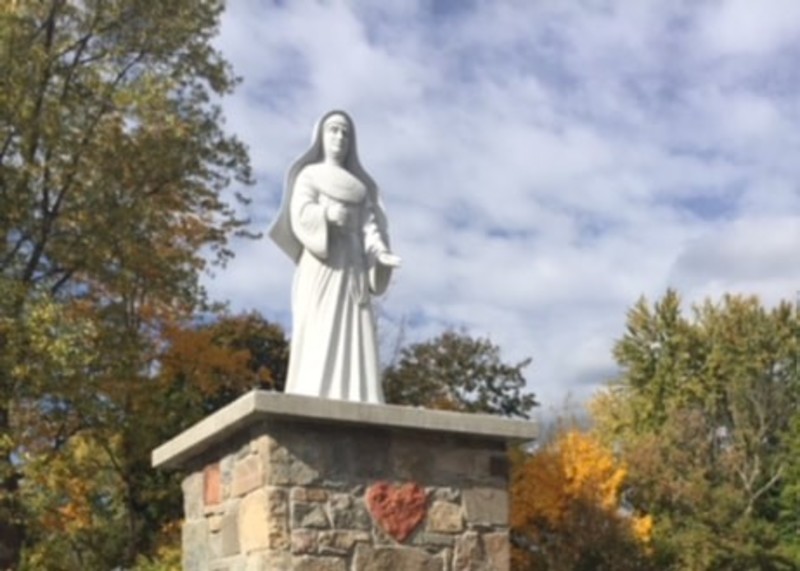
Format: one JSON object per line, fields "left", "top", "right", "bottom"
{"left": 268, "top": 110, "right": 389, "bottom": 263}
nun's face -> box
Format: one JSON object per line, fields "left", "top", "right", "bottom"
{"left": 322, "top": 114, "right": 350, "bottom": 164}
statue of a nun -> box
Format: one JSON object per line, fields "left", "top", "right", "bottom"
{"left": 269, "top": 110, "right": 401, "bottom": 403}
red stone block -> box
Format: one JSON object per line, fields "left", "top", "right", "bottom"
{"left": 204, "top": 463, "right": 221, "bottom": 506}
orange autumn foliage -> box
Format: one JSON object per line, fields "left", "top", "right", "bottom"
{"left": 511, "top": 429, "right": 653, "bottom": 570}
{"left": 160, "top": 324, "right": 254, "bottom": 395}
{"left": 159, "top": 313, "right": 288, "bottom": 398}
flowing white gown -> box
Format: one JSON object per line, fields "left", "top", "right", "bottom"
{"left": 284, "top": 163, "right": 389, "bottom": 403}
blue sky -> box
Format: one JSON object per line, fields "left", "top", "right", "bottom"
{"left": 206, "top": 0, "right": 800, "bottom": 414}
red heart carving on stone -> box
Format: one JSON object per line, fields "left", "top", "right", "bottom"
{"left": 366, "top": 481, "right": 427, "bottom": 542}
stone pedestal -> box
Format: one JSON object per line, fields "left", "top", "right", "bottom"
{"left": 152, "top": 391, "right": 537, "bottom": 571}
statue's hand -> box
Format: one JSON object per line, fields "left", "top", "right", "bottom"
{"left": 325, "top": 202, "right": 348, "bottom": 227}
{"left": 377, "top": 251, "right": 402, "bottom": 268}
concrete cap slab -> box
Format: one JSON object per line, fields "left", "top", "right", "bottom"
{"left": 152, "top": 391, "right": 538, "bottom": 470}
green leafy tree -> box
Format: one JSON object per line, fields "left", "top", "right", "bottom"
{"left": 776, "top": 410, "right": 800, "bottom": 562}
{"left": 383, "top": 330, "right": 537, "bottom": 418}
{"left": 17, "top": 312, "right": 288, "bottom": 569}
{"left": 592, "top": 291, "right": 800, "bottom": 569}
{"left": 1, "top": 0, "right": 253, "bottom": 567}
{"left": 0, "top": 280, "right": 98, "bottom": 569}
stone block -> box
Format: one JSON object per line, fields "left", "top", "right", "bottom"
{"left": 390, "top": 437, "right": 435, "bottom": 481}
{"left": 483, "top": 532, "right": 510, "bottom": 571}
{"left": 427, "top": 501, "right": 464, "bottom": 534}
{"left": 183, "top": 472, "right": 204, "bottom": 520}
{"left": 183, "top": 519, "right": 210, "bottom": 571}
{"left": 463, "top": 487, "right": 508, "bottom": 526}
{"left": 245, "top": 550, "right": 291, "bottom": 571}
{"left": 324, "top": 428, "right": 390, "bottom": 482}
{"left": 238, "top": 490, "right": 269, "bottom": 553}
{"left": 220, "top": 454, "right": 235, "bottom": 501}
{"left": 292, "top": 501, "right": 330, "bottom": 529}
{"left": 329, "top": 494, "right": 371, "bottom": 530}
{"left": 205, "top": 463, "right": 222, "bottom": 506}
{"left": 238, "top": 487, "right": 289, "bottom": 553}
{"left": 267, "top": 443, "right": 320, "bottom": 486}
{"left": 317, "top": 530, "right": 370, "bottom": 555}
{"left": 412, "top": 532, "right": 456, "bottom": 548}
{"left": 291, "top": 529, "right": 317, "bottom": 555}
{"left": 220, "top": 509, "right": 240, "bottom": 557}
{"left": 453, "top": 531, "right": 510, "bottom": 571}
{"left": 453, "top": 532, "right": 481, "bottom": 571}
{"left": 292, "top": 555, "right": 347, "bottom": 571}
{"left": 232, "top": 455, "right": 263, "bottom": 497}
{"left": 353, "top": 544, "right": 444, "bottom": 571}
{"left": 434, "top": 448, "right": 485, "bottom": 482}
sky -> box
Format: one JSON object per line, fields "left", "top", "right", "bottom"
{"left": 206, "top": 0, "right": 800, "bottom": 416}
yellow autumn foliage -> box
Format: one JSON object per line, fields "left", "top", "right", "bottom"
{"left": 511, "top": 429, "right": 653, "bottom": 569}
{"left": 560, "top": 430, "right": 627, "bottom": 512}
{"left": 632, "top": 512, "right": 655, "bottom": 542}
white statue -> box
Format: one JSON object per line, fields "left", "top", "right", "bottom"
{"left": 269, "top": 111, "right": 401, "bottom": 403}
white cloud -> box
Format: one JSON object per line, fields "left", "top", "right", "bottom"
{"left": 205, "top": 1, "right": 800, "bottom": 413}
{"left": 698, "top": 0, "right": 800, "bottom": 57}
{"left": 670, "top": 216, "right": 800, "bottom": 301}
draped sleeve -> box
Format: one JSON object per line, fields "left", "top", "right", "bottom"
{"left": 363, "top": 192, "right": 393, "bottom": 295}
{"left": 289, "top": 167, "right": 328, "bottom": 260}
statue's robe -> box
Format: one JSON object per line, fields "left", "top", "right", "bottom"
{"left": 283, "top": 163, "right": 391, "bottom": 402}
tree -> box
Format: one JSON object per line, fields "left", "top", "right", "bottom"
{"left": 777, "top": 412, "right": 800, "bottom": 562}
{"left": 0, "top": 281, "right": 98, "bottom": 568}
{"left": 118, "top": 313, "right": 287, "bottom": 567}
{"left": 592, "top": 291, "right": 800, "bottom": 569}
{"left": 511, "top": 428, "right": 654, "bottom": 570}
{"left": 1, "top": 0, "right": 253, "bottom": 566}
{"left": 16, "top": 312, "right": 287, "bottom": 568}
{"left": 383, "top": 330, "right": 537, "bottom": 418}
{"left": 158, "top": 312, "right": 289, "bottom": 417}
